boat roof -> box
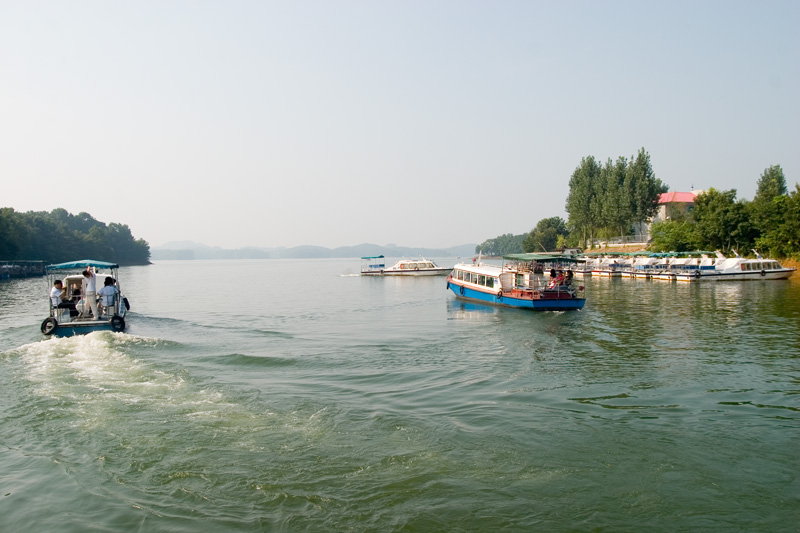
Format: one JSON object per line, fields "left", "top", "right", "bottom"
{"left": 361, "top": 255, "right": 385, "bottom": 259}
{"left": 503, "top": 253, "right": 583, "bottom": 263}
{"left": 453, "top": 262, "right": 504, "bottom": 276}
{"left": 46, "top": 259, "right": 119, "bottom": 271}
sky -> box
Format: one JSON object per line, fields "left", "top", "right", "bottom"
{"left": 2, "top": 1, "right": 798, "bottom": 250}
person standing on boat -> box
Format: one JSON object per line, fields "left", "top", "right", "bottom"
{"left": 82, "top": 268, "right": 99, "bottom": 319}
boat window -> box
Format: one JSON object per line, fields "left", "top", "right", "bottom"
{"left": 486, "top": 277, "right": 494, "bottom": 288}
{"left": 478, "top": 275, "right": 486, "bottom": 286}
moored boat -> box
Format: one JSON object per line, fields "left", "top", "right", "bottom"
{"left": 41, "top": 259, "right": 130, "bottom": 337}
{"left": 696, "top": 251, "right": 795, "bottom": 281}
{"left": 361, "top": 256, "right": 450, "bottom": 276}
{"left": 446, "top": 254, "right": 585, "bottom": 311}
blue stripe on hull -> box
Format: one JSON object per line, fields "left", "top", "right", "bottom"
{"left": 448, "top": 283, "right": 585, "bottom": 311}
{"left": 52, "top": 323, "right": 115, "bottom": 337}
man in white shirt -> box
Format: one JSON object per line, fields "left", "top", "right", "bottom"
{"left": 82, "top": 268, "right": 100, "bottom": 319}
{"left": 50, "top": 280, "right": 77, "bottom": 317}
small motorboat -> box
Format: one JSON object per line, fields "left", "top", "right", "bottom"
{"left": 41, "top": 259, "right": 130, "bottom": 337}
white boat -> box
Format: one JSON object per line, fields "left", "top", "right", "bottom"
{"left": 591, "top": 256, "right": 625, "bottom": 277}
{"left": 695, "top": 251, "right": 795, "bottom": 281}
{"left": 41, "top": 259, "right": 130, "bottom": 337}
{"left": 361, "top": 255, "right": 451, "bottom": 276}
{"left": 446, "top": 254, "right": 586, "bottom": 311}
{"left": 630, "top": 256, "right": 661, "bottom": 279}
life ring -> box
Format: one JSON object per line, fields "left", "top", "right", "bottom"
{"left": 41, "top": 317, "right": 58, "bottom": 335}
{"left": 694, "top": 270, "right": 701, "bottom": 279}
{"left": 111, "top": 315, "right": 126, "bottom": 332}
{"left": 760, "top": 269, "right": 766, "bottom": 277}
{"left": 459, "top": 285, "right": 465, "bottom": 295}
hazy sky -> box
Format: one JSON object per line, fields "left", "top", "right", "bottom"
{"left": 2, "top": 1, "right": 798, "bottom": 249}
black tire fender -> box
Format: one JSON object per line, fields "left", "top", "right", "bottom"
{"left": 111, "top": 315, "right": 126, "bottom": 332}
{"left": 694, "top": 270, "right": 701, "bottom": 278}
{"left": 41, "top": 317, "right": 58, "bottom": 335}
{"left": 459, "top": 285, "right": 465, "bottom": 295}
{"left": 760, "top": 269, "right": 766, "bottom": 277}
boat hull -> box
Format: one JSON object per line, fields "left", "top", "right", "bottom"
{"left": 696, "top": 269, "right": 795, "bottom": 281}
{"left": 447, "top": 281, "right": 585, "bottom": 311}
{"left": 361, "top": 268, "right": 450, "bottom": 276}
{"left": 42, "top": 314, "right": 126, "bottom": 337}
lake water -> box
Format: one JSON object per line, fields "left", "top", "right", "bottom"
{"left": 1, "top": 258, "right": 798, "bottom": 531}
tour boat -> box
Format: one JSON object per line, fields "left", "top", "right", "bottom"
{"left": 446, "top": 254, "right": 585, "bottom": 311}
{"left": 41, "top": 259, "right": 130, "bottom": 337}
{"left": 361, "top": 255, "right": 451, "bottom": 276}
{"left": 695, "top": 251, "right": 796, "bottom": 281}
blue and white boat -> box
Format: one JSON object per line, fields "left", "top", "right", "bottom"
{"left": 41, "top": 259, "right": 130, "bottom": 337}
{"left": 446, "top": 254, "right": 586, "bottom": 311}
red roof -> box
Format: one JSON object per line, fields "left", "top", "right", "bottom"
{"left": 658, "top": 191, "right": 697, "bottom": 204}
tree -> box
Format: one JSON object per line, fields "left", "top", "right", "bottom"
{"left": 475, "top": 233, "right": 525, "bottom": 256}
{"left": 627, "top": 148, "right": 668, "bottom": 232}
{"left": 565, "top": 148, "right": 665, "bottom": 247}
{"left": 755, "top": 183, "right": 800, "bottom": 257}
{"left": 600, "top": 156, "right": 631, "bottom": 240}
{"left": 522, "top": 217, "right": 568, "bottom": 252}
{"left": 750, "top": 165, "right": 788, "bottom": 238}
{"left": 691, "top": 189, "right": 755, "bottom": 253}
{"left": 0, "top": 208, "right": 150, "bottom": 264}
{"left": 648, "top": 220, "right": 698, "bottom": 252}
{"left": 565, "top": 156, "right": 601, "bottom": 247}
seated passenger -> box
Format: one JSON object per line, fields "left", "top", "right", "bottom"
{"left": 97, "top": 276, "right": 119, "bottom": 317}
{"left": 50, "top": 280, "right": 78, "bottom": 317}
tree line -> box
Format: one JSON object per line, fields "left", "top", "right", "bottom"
{"left": 477, "top": 149, "right": 798, "bottom": 259}
{"left": 0, "top": 208, "right": 151, "bottom": 265}
{"left": 649, "top": 165, "right": 798, "bottom": 257}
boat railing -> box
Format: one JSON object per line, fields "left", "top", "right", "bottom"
{"left": 502, "top": 276, "right": 584, "bottom": 299}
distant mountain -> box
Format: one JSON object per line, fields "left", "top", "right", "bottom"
{"left": 150, "top": 241, "right": 477, "bottom": 260}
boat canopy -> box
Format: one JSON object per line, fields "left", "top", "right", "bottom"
{"left": 361, "top": 255, "right": 385, "bottom": 260}
{"left": 503, "top": 253, "right": 583, "bottom": 263}
{"left": 46, "top": 259, "right": 120, "bottom": 271}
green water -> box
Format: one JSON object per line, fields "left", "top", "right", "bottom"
{"left": 1, "top": 259, "right": 798, "bottom": 531}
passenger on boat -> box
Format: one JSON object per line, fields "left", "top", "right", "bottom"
{"left": 549, "top": 270, "right": 566, "bottom": 288}
{"left": 50, "top": 280, "right": 78, "bottom": 317}
{"left": 82, "top": 268, "right": 100, "bottom": 320}
{"left": 98, "top": 276, "right": 119, "bottom": 317}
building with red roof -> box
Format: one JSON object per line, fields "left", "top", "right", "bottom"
{"left": 654, "top": 190, "right": 702, "bottom": 222}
